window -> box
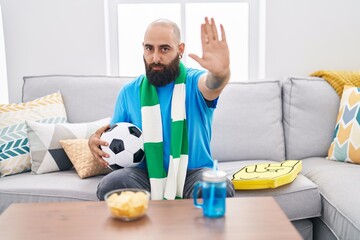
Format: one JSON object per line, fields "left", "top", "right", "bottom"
{"left": 117, "top": 4, "right": 181, "bottom": 77}
{"left": 105, "top": 0, "right": 263, "bottom": 82}
{"left": 0, "top": 5, "right": 8, "bottom": 104}
{"left": 185, "top": 3, "right": 248, "bottom": 82}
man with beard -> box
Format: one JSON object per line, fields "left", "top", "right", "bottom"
{"left": 89, "top": 17, "right": 234, "bottom": 200}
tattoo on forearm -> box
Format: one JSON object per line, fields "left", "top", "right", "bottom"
{"left": 205, "top": 73, "right": 225, "bottom": 90}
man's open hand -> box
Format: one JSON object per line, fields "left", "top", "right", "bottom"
{"left": 188, "top": 17, "right": 230, "bottom": 79}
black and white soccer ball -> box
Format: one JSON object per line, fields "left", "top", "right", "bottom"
{"left": 100, "top": 122, "right": 145, "bottom": 170}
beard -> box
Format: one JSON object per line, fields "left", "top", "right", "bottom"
{"left": 144, "top": 55, "right": 180, "bottom": 87}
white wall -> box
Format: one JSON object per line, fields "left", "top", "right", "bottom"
{"left": 1, "top": 0, "right": 360, "bottom": 103}
{"left": 0, "top": 5, "right": 8, "bottom": 103}
{"left": 1, "top": 0, "right": 107, "bottom": 103}
{"left": 265, "top": 0, "right": 360, "bottom": 79}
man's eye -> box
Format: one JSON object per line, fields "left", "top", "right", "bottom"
{"left": 162, "top": 47, "right": 170, "bottom": 52}
{"left": 145, "top": 46, "right": 152, "bottom": 51}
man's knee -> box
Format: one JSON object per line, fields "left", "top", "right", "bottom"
{"left": 97, "top": 169, "right": 127, "bottom": 200}
{"left": 96, "top": 168, "right": 149, "bottom": 200}
{"left": 226, "top": 179, "right": 235, "bottom": 197}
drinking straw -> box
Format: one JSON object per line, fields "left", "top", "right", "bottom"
{"left": 213, "top": 159, "right": 218, "bottom": 171}
{"left": 209, "top": 160, "right": 218, "bottom": 216}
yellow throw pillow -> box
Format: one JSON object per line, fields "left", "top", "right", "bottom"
{"left": 60, "top": 139, "right": 111, "bottom": 179}
{"left": 231, "top": 160, "right": 302, "bottom": 190}
{"left": 0, "top": 92, "right": 67, "bottom": 177}
{"left": 328, "top": 85, "right": 360, "bottom": 164}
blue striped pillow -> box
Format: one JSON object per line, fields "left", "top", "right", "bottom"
{"left": 0, "top": 92, "right": 68, "bottom": 177}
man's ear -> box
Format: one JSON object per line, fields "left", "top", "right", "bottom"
{"left": 179, "top": 43, "right": 185, "bottom": 56}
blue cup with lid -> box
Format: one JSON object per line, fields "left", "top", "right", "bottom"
{"left": 193, "top": 169, "right": 227, "bottom": 218}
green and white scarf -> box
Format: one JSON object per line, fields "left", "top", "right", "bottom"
{"left": 140, "top": 62, "right": 188, "bottom": 200}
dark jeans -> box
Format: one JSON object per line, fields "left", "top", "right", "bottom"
{"left": 97, "top": 167, "right": 235, "bottom": 200}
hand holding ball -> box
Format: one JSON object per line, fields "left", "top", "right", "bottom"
{"left": 100, "top": 122, "right": 145, "bottom": 170}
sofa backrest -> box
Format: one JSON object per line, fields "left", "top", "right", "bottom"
{"left": 22, "top": 75, "right": 133, "bottom": 123}
{"left": 211, "top": 81, "right": 285, "bottom": 162}
{"left": 282, "top": 76, "right": 340, "bottom": 159}
{"left": 23, "top": 75, "right": 339, "bottom": 162}
{"left": 23, "top": 75, "right": 286, "bottom": 163}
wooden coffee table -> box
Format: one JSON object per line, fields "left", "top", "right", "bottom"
{"left": 0, "top": 197, "right": 301, "bottom": 240}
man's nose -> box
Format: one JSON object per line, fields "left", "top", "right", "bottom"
{"left": 152, "top": 50, "right": 160, "bottom": 64}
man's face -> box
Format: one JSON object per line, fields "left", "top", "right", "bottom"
{"left": 143, "top": 54, "right": 180, "bottom": 87}
{"left": 143, "top": 24, "right": 184, "bottom": 87}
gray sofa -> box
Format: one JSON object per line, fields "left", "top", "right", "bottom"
{"left": 0, "top": 75, "right": 359, "bottom": 240}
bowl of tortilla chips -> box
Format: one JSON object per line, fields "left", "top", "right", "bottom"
{"left": 105, "top": 188, "right": 150, "bottom": 221}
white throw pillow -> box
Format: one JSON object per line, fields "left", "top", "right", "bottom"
{"left": 26, "top": 117, "right": 110, "bottom": 174}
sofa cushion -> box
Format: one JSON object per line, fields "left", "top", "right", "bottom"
{"left": 282, "top": 77, "right": 340, "bottom": 159}
{"left": 212, "top": 81, "right": 285, "bottom": 162}
{"left": 26, "top": 118, "right": 110, "bottom": 174}
{"left": 22, "top": 75, "right": 133, "bottom": 123}
{"left": 219, "top": 160, "right": 321, "bottom": 221}
{"left": 292, "top": 219, "right": 314, "bottom": 240}
{"left": 327, "top": 85, "right": 360, "bottom": 164}
{"left": 302, "top": 157, "right": 360, "bottom": 240}
{"left": 0, "top": 92, "right": 68, "bottom": 177}
{"left": 0, "top": 170, "right": 103, "bottom": 214}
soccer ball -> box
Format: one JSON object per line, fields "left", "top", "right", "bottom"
{"left": 100, "top": 122, "right": 145, "bottom": 170}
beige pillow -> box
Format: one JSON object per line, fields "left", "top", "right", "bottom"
{"left": 60, "top": 139, "right": 111, "bottom": 179}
